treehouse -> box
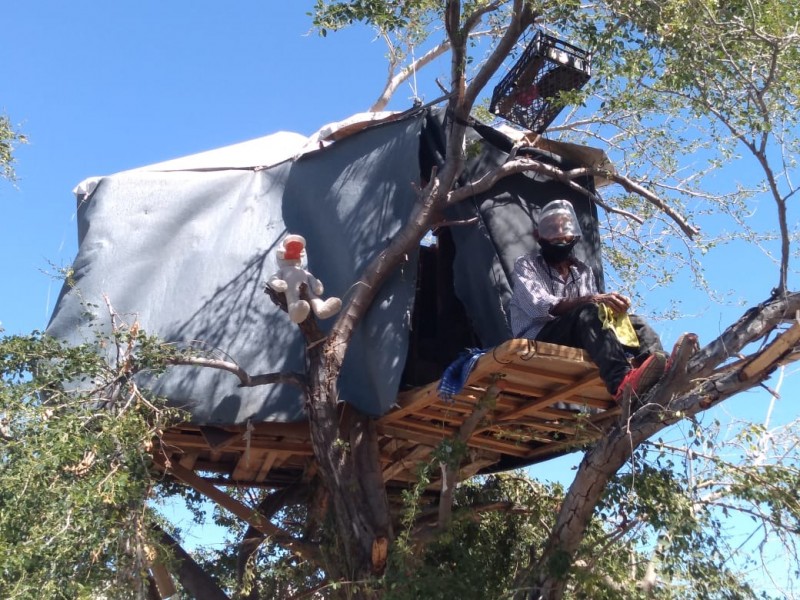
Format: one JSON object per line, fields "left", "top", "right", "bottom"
{"left": 47, "top": 106, "right": 619, "bottom": 494}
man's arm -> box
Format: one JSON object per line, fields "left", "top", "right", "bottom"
{"left": 551, "top": 292, "right": 631, "bottom": 315}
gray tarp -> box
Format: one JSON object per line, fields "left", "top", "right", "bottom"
{"left": 47, "top": 108, "right": 607, "bottom": 424}
{"left": 47, "top": 116, "right": 424, "bottom": 423}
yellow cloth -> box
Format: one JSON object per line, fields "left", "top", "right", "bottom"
{"left": 598, "top": 304, "right": 639, "bottom": 348}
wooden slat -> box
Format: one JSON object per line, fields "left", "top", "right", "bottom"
{"left": 494, "top": 371, "right": 604, "bottom": 424}
{"left": 160, "top": 432, "right": 314, "bottom": 455}
{"left": 382, "top": 382, "right": 441, "bottom": 424}
{"left": 157, "top": 340, "right": 621, "bottom": 492}
{"left": 254, "top": 452, "right": 282, "bottom": 483}
{"left": 178, "top": 453, "right": 198, "bottom": 470}
{"left": 382, "top": 445, "right": 433, "bottom": 482}
{"left": 391, "top": 419, "right": 534, "bottom": 457}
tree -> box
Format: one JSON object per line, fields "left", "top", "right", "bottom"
{"left": 307, "top": 1, "right": 800, "bottom": 597}
{"left": 2, "top": 1, "right": 800, "bottom": 598}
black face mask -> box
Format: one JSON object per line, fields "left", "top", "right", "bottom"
{"left": 539, "top": 239, "right": 578, "bottom": 263}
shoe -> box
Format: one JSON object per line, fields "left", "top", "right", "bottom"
{"left": 664, "top": 333, "right": 699, "bottom": 373}
{"left": 614, "top": 352, "right": 667, "bottom": 402}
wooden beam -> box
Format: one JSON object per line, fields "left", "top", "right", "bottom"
{"left": 382, "top": 445, "right": 433, "bottom": 482}
{"left": 231, "top": 449, "right": 267, "bottom": 482}
{"left": 493, "top": 371, "right": 604, "bottom": 424}
{"left": 383, "top": 420, "right": 533, "bottom": 457}
{"left": 500, "top": 362, "right": 584, "bottom": 385}
{"left": 178, "top": 453, "right": 198, "bottom": 470}
{"left": 160, "top": 432, "right": 314, "bottom": 455}
{"left": 255, "top": 452, "right": 282, "bottom": 483}
{"left": 155, "top": 455, "right": 319, "bottom": 563}
{"left": 741, "top": 321, "right": 800, "bottom": 381}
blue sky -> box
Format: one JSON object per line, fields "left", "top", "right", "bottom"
{"left": 2, "top": 2, "right": 797, "bottom": 592}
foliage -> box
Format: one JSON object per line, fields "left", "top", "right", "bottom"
{"left": 382, "top": 473, "right": 554, "bottom": 600}
{"left": 0, "top": 114, "right": 26, "bottom": 182}
{"left": 178, "top": 485, "right": 328, "bottom": 599}
{"left": 0, "top": 325, "right": 184, "bottom": 599}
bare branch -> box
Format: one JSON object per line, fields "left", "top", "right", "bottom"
{"left": 445, "top": 156, "right": 701, "bottom": 237}
{"left": 601, "top": 171, "right": 700, "bottom": 238}
{"left": 370, "top": 29, "right": 498, "bottom": 111}
{"left": 438, "top": 379, "right": 504, "bottom": 528}
{"left": 168, "top": 356, "right": 306, "bottom": 389}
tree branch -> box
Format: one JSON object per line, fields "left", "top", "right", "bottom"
{"left": 370, "top": 29, "right": 498, "bottom": 111}
{"left": 153, "top": 524, "right": 231, "bottom": 600}
{"left": 445, "top": 157, "right": 699, "bottom": 238}
{"left": 168, "top": 356, "right": 306, "bottom": 389}
{"left": 438, "top": 379, "right": 504, "bottom": 528}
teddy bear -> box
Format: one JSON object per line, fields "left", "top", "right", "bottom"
{"left": 267, "top": 234, "right": 342, "bottom": 323}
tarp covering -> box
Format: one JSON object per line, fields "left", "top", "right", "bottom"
{"left": 47, "top": 107, "right": 607, "bottom": 424}
{"left": 47, "top": 115, "right": 424, "bottom": 423}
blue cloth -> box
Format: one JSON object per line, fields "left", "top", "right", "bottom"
{"left": 437, "top": 348, "right": 487, "bottom": 402}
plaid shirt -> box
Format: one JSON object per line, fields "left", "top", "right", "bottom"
{"left": 509, "top": 252, "right": 598, "bottom": 339}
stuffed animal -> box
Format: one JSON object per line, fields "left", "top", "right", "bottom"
{"left": 267, "top": 234, "right": 342, "bottom": 323}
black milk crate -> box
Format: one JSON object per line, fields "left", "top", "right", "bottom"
{"left": 490, "top": 32, "right": 591, "bottom": 133}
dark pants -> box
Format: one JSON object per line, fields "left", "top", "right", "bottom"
{"left": 535, "top": 304, "right": 663, "bottom": 395}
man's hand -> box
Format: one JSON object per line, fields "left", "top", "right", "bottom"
{"left": 552, "top": 292, "right": 630, "bottom": 316}
{"left": 591, "top": 292, "right": 631, "bottom": 314}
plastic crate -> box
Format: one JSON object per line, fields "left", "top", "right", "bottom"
{"left": 490, "top": 32, "right": 591, "bottom": 133}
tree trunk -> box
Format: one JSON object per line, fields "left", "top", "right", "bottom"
{"left": 298, "top": 311, "right": 392, "bottom": 596}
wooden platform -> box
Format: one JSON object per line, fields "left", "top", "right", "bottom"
{"left": 157, "top": 340, "right": 617, "bottom": 489}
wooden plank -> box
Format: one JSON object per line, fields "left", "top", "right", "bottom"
{"left": 232, "top": 449, "right": 268, "bottom": 482}
{"left": 499, "top": 362, "right": 584, "bottom": 385}
{"left": 382, "top": 445, "right": 433, "bottom": 482}
{"left": 171, "top": 421, "right": 310, "bottom": 438}
{"left": 391, "top": 420, "right": 533, "bottom": 457}
{"left": 156, "top": 455, "right": 319, "bottom": 562}
{"left": 178, "top": 453, "right": 198, "bottom": 470}
{"left": 255, "top": 452, "right": 281, "bottom": 483}
{"left": 382, "top": 382, "right": 441, "bottom": 423}
{"left": 160, "top": 432, "right": 314, "bottom": 455}
{"left": 494, "top": 371, "right": 605, "bottom": 424}
{"left": 742, "top": 321, "right": 800, "bottom": 380}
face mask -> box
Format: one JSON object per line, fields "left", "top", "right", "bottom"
{"left": 539, "top": 239, "right": 577, "bottom": 263}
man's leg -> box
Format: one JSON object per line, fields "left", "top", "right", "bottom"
{"left": 629, "top": 314, "right": 664, "bottom": 355}
{"left": 536, "top": 304, "right": 630, "bottom": 395}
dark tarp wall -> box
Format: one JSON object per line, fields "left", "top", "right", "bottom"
{"left": 441, "top": 119, "right": 603, "bottom": 348}
{"left": 46, "top": 116, "right": 424, "bottom": 423}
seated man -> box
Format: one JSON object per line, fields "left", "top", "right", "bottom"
{"left": 509, "top": 199, "right": 666, "bottom": 402}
